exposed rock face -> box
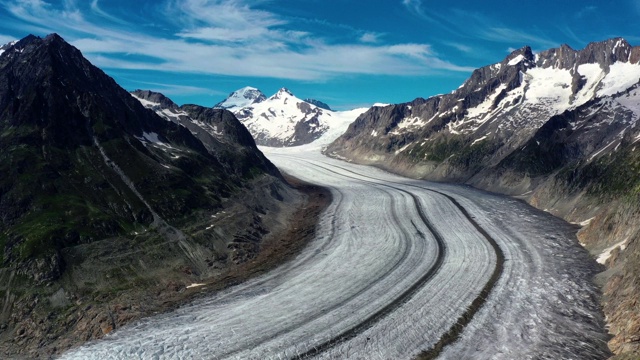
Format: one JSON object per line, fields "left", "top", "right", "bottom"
{"left": 304, "top": 98, "right": 332, "bottom": 111}
{"left": 327, "top": 37, "right": 640, "bottom": 357}
{"left": 0, "top": 34, "right": 297, "bottom": 358}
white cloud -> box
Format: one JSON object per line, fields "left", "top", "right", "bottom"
{"left": 445, "top": 42, "right": 474, "bottom": 53}
{"left": 402, "top": 0, "right": 423, "bottom": 15}
{"left": 359, "top": 32, "right": 381, "bottom": 43}
{"left": 90, "top": 0, "right": 128, "bottom": 25}
{"left": 405, "top": 7, "right": 561, "bottom": 51}
{"left": 0, "top": 0, "right": 473, "bottom": 80}
{"left": 479, "top": 26, "right": 558, "bottom": 49}
{"left": 575, "top": 5, "right": 597, "bottom": 19}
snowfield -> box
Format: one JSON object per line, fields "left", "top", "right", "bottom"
{"left": 60, "top": 144, "right": 609, "bottom": 359}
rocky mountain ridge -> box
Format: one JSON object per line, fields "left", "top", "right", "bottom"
{"left": 0, "top": 34, "right": 298, "bottom": 358}
{"left": 215, "top": 87, "right": 365, "bottom": 146}
{"left": 327, "top": 37, "right": 640, "bottom": 358}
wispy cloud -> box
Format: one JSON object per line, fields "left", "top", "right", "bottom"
{"left": 359, "top": 32, "right": 382, "bottom": 44}
{"left": 444, "top": 42, "right": 474, "bottom": 53}
{"left": 445, "top": 10, "right": 559, "bottom": 49}
{"left": 559, "top": 25, "right": 587, "bottom": 46}
{"left": 0, "top": 0, "right": 472, "bottom": 80}
{"left": 478, "top": 26, "right": 558, "bottom": 49}
{"left": 90, "top": 0, "right": 129, "bottom": 25}
{"left": 402, "top": 0, "right": 431, "bottom": 20}
{"left": 403, "top": 5, "right": 560, "bottom": 51}
{"left": 402, "top": 0, "right": 422, "bottom": 14}
{"left": 575, "top": 5, "right": 597, "bottom": 19}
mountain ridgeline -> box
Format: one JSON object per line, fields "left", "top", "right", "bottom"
{"left": 327, "top": 38, "right": 640, "bottom": 357}
{"left": 0, "top": 34, "right": 299, "bottom": 357}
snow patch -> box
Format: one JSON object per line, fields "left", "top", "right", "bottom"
{"left": 508, "top": 54, "right": 525, "bottom": 66}
{"left": 186, "top": 283, "right": 206, "bottom": 289}
{"left": 471, "top": 135, "right": 488, "bottom": 146}
{"left": 574, "top": 64, "right": 605, "bottom": 105}
{"left": 598, "top": 62, "right": 640, "bottom": 97}
{"left": 522, "top": 67, "right": 573, "bottom": 113}
{"left": 597, "top": 239, "right": 628, "bottom": 264}
{"left": 395, "top": 143, "right": 411, "bottom": 155}
{"left": 578, "top": 217, "right": 595, "bottom": 227}
{"left": 131, "top": 94, "right": 161, "bottom": 109}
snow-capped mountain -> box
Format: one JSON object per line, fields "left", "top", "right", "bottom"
{"left": 214, "top": 86, "right": 266, "bottom": 110}
{"left": 214, "top": 87, "right": 368, "bottom": 147}
{"left": 327, "top": 37, "right": 640, "bottom": 356}
{"left": 328, "top": 38, "right": 640, "bottom": 183}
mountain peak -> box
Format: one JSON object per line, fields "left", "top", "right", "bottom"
{"left": 277, "top": 87, "right": 293, "bottom": 95}
{"left": 43, "top": 33, "right": 64, "bottom": 43}
{"left": 131, "top": 89, "right": 179, "bottom": 109}
{"left": 269, "top": 87, "right": 295, "bottom": 101}
{"left": 214, "top": 86, "right": 266, "bottom": 109}
{"left": 504, "top": 46, "right": 535, "bottom": 66}
{"left": 535, "top": 37, "right": 637, "bottom": 70}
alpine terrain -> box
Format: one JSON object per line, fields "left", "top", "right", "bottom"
{"left": 215, "top": 86, "right": 367, "bottom": 147}
{"left": 327, "top": 37, "right": 640, "bottom": 357}
{"left": 0, "top": 34, "right": 304, "bottom": 358}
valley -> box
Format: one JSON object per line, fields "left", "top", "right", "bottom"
{"left": 59, "top": 147, "right": 610, "bottom": 359}
{"left": 0, "top": 30, "right": 638, "bottom": 360}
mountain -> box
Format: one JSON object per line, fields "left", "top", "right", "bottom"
{"left": 0, "top": 35, "right": 297, "bottom": 357}
{"left": 131, "top": 89, "right": 279, "bottom": 176}
{"left": 214, "top": 87, "right": 366, "bottom": 147}
{"left": 214, "top": 86, "right": 266, "bottom": 109}
{"left": 327, "top": 37, "right": 640, "bottom": 357}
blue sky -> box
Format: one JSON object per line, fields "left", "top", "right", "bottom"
{"left": 0, "top": 0, "right": 638, "bottom": 109}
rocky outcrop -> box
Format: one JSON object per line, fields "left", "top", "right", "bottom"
{"left": 327, "top": 38, "right": 640, "bottom": 358}
{"left": 304, "top": 98, "right": 332, "bottom": 111}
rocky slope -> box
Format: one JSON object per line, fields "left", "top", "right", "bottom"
{"left": 0, "top": 34, "right": 300, "bottom": 358}
{"left": 131, "top": 89, "right": 280, "bottom": 178}
{"left": 327, "top": 38, "right": 640, "bottom": 358}
{"left": 215, "top": 87, "right": 365, "bottom": 146}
